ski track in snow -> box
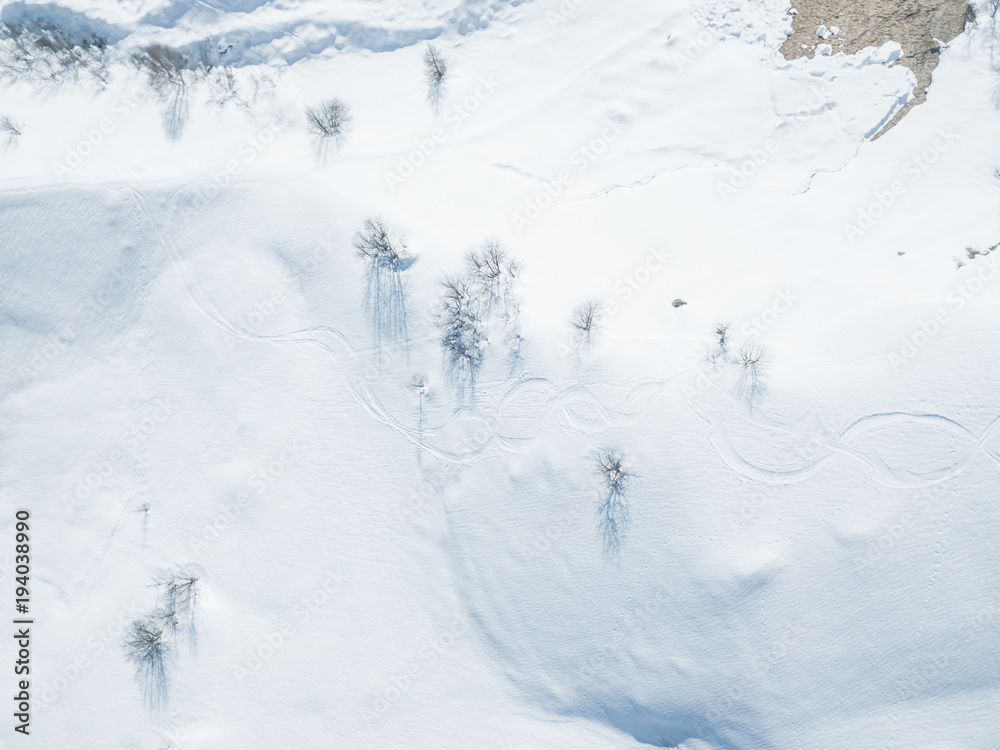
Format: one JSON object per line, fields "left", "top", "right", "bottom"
{"left": 117, "top": 182, "right": 1000, "bottom": 511}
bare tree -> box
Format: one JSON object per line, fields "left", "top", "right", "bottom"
{"left": 207, "top": 65, "right": 279, "bottom": 112}
{"left": 206, "top": 64, "right": 241, "bottom": 109}
{"left": 464, "top": 240, "right": 520, "bottom": 312}
{"left": 306, "top": 98, "right": 352, "bottom": 157}
{"left": 706, "top": 321, "right": 731, "bottom": 364}
{"left": 353, "top": 216, "right": 412, "bottom": 352}
{"left": 0, "top": 19, "right": 110, "bottom": 89}
{"left": 464, "top": 240, "right": 521, "bottom": 365}
{"left": 1, "top": 116, "right": 21, "bottom": 152}
{"left": 595, "top": 449, "right": 633, "bottom": 558}
{"left": 437, "top": 274, "right": 487, "bottom": 398}
{"left": 154, "top": 568, "right": 200, "bottom": 654}
{"left": 735, "top": 341, "right": 767, "bottom": 408}
{"left": 123, "top": 613, "right": 170, "bottom": 709}
{"left": 423, "top": 44, "right": 450, "bottom": 113}
{"left": 571, "top": 299, "right": 602, "bottom": 351}
{"left": 435, "top": 240, "right": 524, "bottom": 394}
{"left": 132, "top": 45, "right": 193, "bottom": 140}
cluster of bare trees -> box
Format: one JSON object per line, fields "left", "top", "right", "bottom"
{"left": 0, "top": 20, "right": 457, "bottom": 158}
{"left": 437, "top": 241, "right": 521, "bottom": 398}
{"left": 0, "top": 18, "right": 110, "bottom": 89}
{"left": 0, "top": 18, "right": 281, "bottom": 139}
{"left": 707, "top": 322, "right": 768, "bottom": 408}
{"left": 123, "top": 566, "right": 201, "bottom": 709}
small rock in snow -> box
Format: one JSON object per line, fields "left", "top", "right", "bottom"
{"left": 672, "top": 299, "right": 687, "bottom": 308}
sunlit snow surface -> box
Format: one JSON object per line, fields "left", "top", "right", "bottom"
{"left": 2, "top": 0, "right": 1000, "bottom": 748}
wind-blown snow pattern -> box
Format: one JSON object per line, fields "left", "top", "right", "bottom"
{"left": 1, "top": 0, "right": 999, "bottom": 747}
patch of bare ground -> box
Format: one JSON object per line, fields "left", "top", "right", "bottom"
{"left": 779, "top": 0, "right": 973, "bottom": 135}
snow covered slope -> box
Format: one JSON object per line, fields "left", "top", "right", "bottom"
{"left": 2, "top": 0, "right": 1000, "bottom": 748}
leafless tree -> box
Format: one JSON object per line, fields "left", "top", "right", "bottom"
{"left": 1, "top": 116, "right": 22, "bottom": 152}
{"left": 571, "top": 299, "right": 602, "bottom": 351}
{"left": 123, "top": 613, "right": 170, "bottom": 709}
{"left": 132, "top": 44, "right": 194, "bottom": 139}
{"left": 705, "top": 321, "right": 731, "bottom": 364}
{"left": 438, "top": 274, "right": 487, "bottom": 398}
{"left": 154, "top": 568, "right": 200, "bottom": 654}
{"left": 353, "top": 216, "right": 412, "bottom": 352}
{"left": 735, "top": 341, "right": 767, "bottom": 408}
{"left": 0, "top": 19, "right": 110, "bottom": 89}
{"left": 595, "top": 449, "right": 634, "bottom": 558}
{"left": 423, "top": 44, "right": 450, "bottom": 113}
{"left": 306, "top": 98, "right": 352, "bottom": 158}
